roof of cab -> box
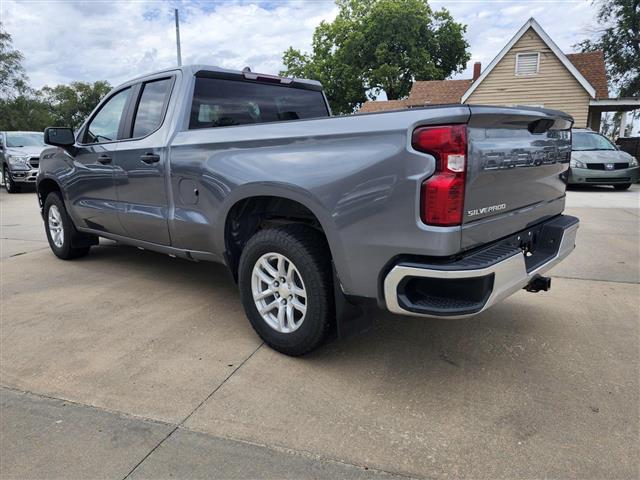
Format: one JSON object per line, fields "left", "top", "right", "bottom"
{"left": 119, "top": 64, "right": 322, "bottom": 90}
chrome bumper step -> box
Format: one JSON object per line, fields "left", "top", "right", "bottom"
{"left": 383, "top": 215, "right": 579, "bottom": 318}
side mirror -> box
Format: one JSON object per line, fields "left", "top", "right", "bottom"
{"left": 44, "top": 127, "right": 75, "bottom": 148}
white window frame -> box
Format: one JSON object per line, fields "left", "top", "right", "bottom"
{"left": 515, "top": 52, "right": 540, "bottom": 76}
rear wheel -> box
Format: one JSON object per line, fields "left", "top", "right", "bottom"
{"left": 238, "top": 225, "right": 333, "bottom": 356}
{"left": 3, "top": 166, "right": 20, "bottom": 193}
{"left": 44, "top": 192, "right": 93, "bottom": 259}
{"left": 613, "top": 183, "right": 631, "bottom": 191}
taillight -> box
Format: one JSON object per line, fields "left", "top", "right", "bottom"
{"left": 412, "top": 125, "right": 467, "bottom": 226}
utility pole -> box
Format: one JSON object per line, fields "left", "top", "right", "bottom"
{"left": 174, "top": 8, "right": 182, "bottom": 66}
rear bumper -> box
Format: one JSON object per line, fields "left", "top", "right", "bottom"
{"left": 383, "top": 215, "right": 579, "bottom": 318}
{"left": 568, "top": 166, "right": 639, "bottom": 184}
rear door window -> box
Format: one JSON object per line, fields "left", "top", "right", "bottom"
{"left": 189, "top": 77, "right": 328, "bottom": 129}
{"left": 131, "top": 78, "right": 173, "bottom": 138}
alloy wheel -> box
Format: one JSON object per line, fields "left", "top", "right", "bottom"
{"left": 251, "top": 252, "right": 307, "bottom": 333}
{"left": 48, "top": 204, "right": 64, "bottom": 248}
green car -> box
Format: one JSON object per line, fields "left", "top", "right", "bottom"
{"left": 568, "top": 129, "right": 639, "bottom": 190}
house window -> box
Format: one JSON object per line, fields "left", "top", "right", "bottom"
{"left": 515, "top": 53, "right": 540, "bottom": 75}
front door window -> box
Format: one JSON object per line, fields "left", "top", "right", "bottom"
{"left": 84, "top": 88, "right": 131, "bottom": 143}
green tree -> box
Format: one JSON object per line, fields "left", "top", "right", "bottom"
{"left": 0, "top": 94, "right": 53, "bottom": 131}
{"left": 0, "top": 23, "right": 52, "bottom": 131}
{"left": 281, "top": 0, "right": 470, "bottom": 114}
{"left": 40, "top": 81, "right": 112, "bottom": 130}
{"left": 0, "top": 24, "right": 110, "bottom": 132}
{"left": 575, "top": 0, "right": 639, "bottom": 98}
{"left": 0, "top": 22, "right": 28, "bottom": 99}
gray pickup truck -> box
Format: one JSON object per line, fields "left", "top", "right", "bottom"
{"left": 1, "top": 131, "right": 44, "bottom": 193}
{"left": 37, "top": 65, "right": 579, "bottom": 355}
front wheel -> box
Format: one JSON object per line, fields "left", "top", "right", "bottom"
{"left": 44, "top": 192, "right": 92, "bottom": 259}
{"left": 238, "top": 225, "right": 333, "bottom": 356}
{"left": 613, "top": 183, "right": 631, "bottom": 191}
{"left": 3, "top": 166, "right": 20, "bottom": 193}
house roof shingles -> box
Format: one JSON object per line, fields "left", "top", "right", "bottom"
{"left": 358, "top": 99, "right": 407, "bottom": 113}
{"left": 406, "top": 79, "right": 473, "bottom": 106}
{"left": 356, "top": 50, "right": 609, "bottom": 113}
{"left": 358, "top": 79, "right": 473, "bottom": 113}
{"left": 565, "top": 51, "right": 609, "bottom": 99}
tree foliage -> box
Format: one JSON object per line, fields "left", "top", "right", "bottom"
{"left": 281, "top": 0, "right": 470, "bottom": 114}
{"left": 0, "top": 22, "right": 28, "bottom": 99}
{"left": 40, "top": 81, "right": 112, "bottom": 129}
{"left": 0, "top": 80, "right": 112, "bottom": 132}
{"left": 0, "top": 95, "right": 52, "bottom": 131}
{"left": 600, "top": 111, "right": 634, "bottom": 138}
{"left": 0, "top": 24, "right": 111, "bottom": 132}
{"left": 575, "top": 0, "right": 639, "bottom": 97}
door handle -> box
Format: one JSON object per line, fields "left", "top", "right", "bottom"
{"left": 97, "top": 154, "right": 112, "bottom": 165}
{"left": 140, "top": 153, "right": 160, "bottom": 164}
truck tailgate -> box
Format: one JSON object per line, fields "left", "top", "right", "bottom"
{"left": 461, "top": 106, "right": 573, "bottom": 250}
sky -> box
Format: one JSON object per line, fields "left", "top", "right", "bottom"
{"left": 2, "top": 0, "right": 599, "bottom": 90}
{"left": 5, "top": 0, "right": 634, "bottom": 133}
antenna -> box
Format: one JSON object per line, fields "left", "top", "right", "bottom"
{"left": 175, "top": 9, "right": 182, "bottom": 66}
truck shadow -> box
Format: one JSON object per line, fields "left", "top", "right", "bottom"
{"left": 567, "top": 184, "right": 632, "bottom": 192}
{"left": 80, "top": 241, "right": 545, "bottom": 376}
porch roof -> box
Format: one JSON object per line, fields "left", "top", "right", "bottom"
{"left": 589, "top": 98, "right": 639, "bottom": 112}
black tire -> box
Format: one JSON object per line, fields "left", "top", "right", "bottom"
{"left": 613, "top": 183, "right": 631, "bottom": 191}
{"left": 238, "top": 224, "right": 333, "bottom": 356}
{"left": 43, "top": 192, "right": 93, "bottom": 259}
{"left": 3, "top": 166, "right": 20, "bottom": 193}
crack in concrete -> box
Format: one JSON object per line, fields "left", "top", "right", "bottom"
{"left": 552, "top": 275, "right": 639, "bottom": 285}
{"left": 1, "top": 383, "right": 418, "bottom": 479}
{"left": 0, "top": 384, "right": 175, "bottom": 427}
{"left": 1, "top": 237, "right": 47, "bottom": 242}
{"left": 120, "top": 342, "right": 265, "bottom": 480}
{"left": 622, "top": 208, "right": 640, "bottom": 218}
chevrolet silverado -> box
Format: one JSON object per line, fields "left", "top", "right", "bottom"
{"left": 37, "top": 65, "right": 579, "bottom": 355}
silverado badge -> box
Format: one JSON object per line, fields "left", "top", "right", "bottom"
{"left": 468, "top": 203, "right": 507, "bottom": 217}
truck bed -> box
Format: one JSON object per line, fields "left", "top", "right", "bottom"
{"left": 169, "top": 102, "right": 572, "bottom": 298}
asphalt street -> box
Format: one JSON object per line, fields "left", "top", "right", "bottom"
{"left": 1, "top": 184, "right": 638, "bottom": 479}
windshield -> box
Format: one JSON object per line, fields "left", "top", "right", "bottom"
{"left": 5, "top": 132, "right": 45, "bottom": 148}
{"left": 572, "top": 132, "right": 616, "bottom": 151}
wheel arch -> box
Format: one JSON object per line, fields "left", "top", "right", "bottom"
{"left": 219, "top": 184, "right": 350, "bottom": 288}
{"left": 36, "top": 177, "right": 63, "bottom": 213}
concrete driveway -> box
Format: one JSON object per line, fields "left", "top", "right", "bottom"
{"left": 1, "top": 186, "right": 638, "bottom": 479}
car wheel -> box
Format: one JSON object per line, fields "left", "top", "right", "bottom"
{"left": 613, "top": 183, "right": 631, "bottom": 191}
{"left": 43, "top": 192, "right": 92, "bottom": 259}
{"left": 3, "top": 166, "right": 20, "bottom": 193}
{"left": 238, "top": 224, "right": 333, "bottom": 356}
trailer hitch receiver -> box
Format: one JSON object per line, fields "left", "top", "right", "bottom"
{"left": 524, "top": 275, "right": 552, "bottom": 293}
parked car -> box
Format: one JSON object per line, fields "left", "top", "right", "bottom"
{"left": 569, "top": 129, "right": 639, "bottom": 190}
{"left": 1, "top": 131, "right": 45, "bottom": 193}
{"left": 37, "top": 65, "right": 579, "bottom": 355}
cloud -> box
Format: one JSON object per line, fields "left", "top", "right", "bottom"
{"left": 430, "top": 0, "right": 596, "bottom": 78}
{"left": 1, "top": 0, "right": 337, "bottom": 89}
{"left": 2, "top": 0, "right": 595, "bottom": 91}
